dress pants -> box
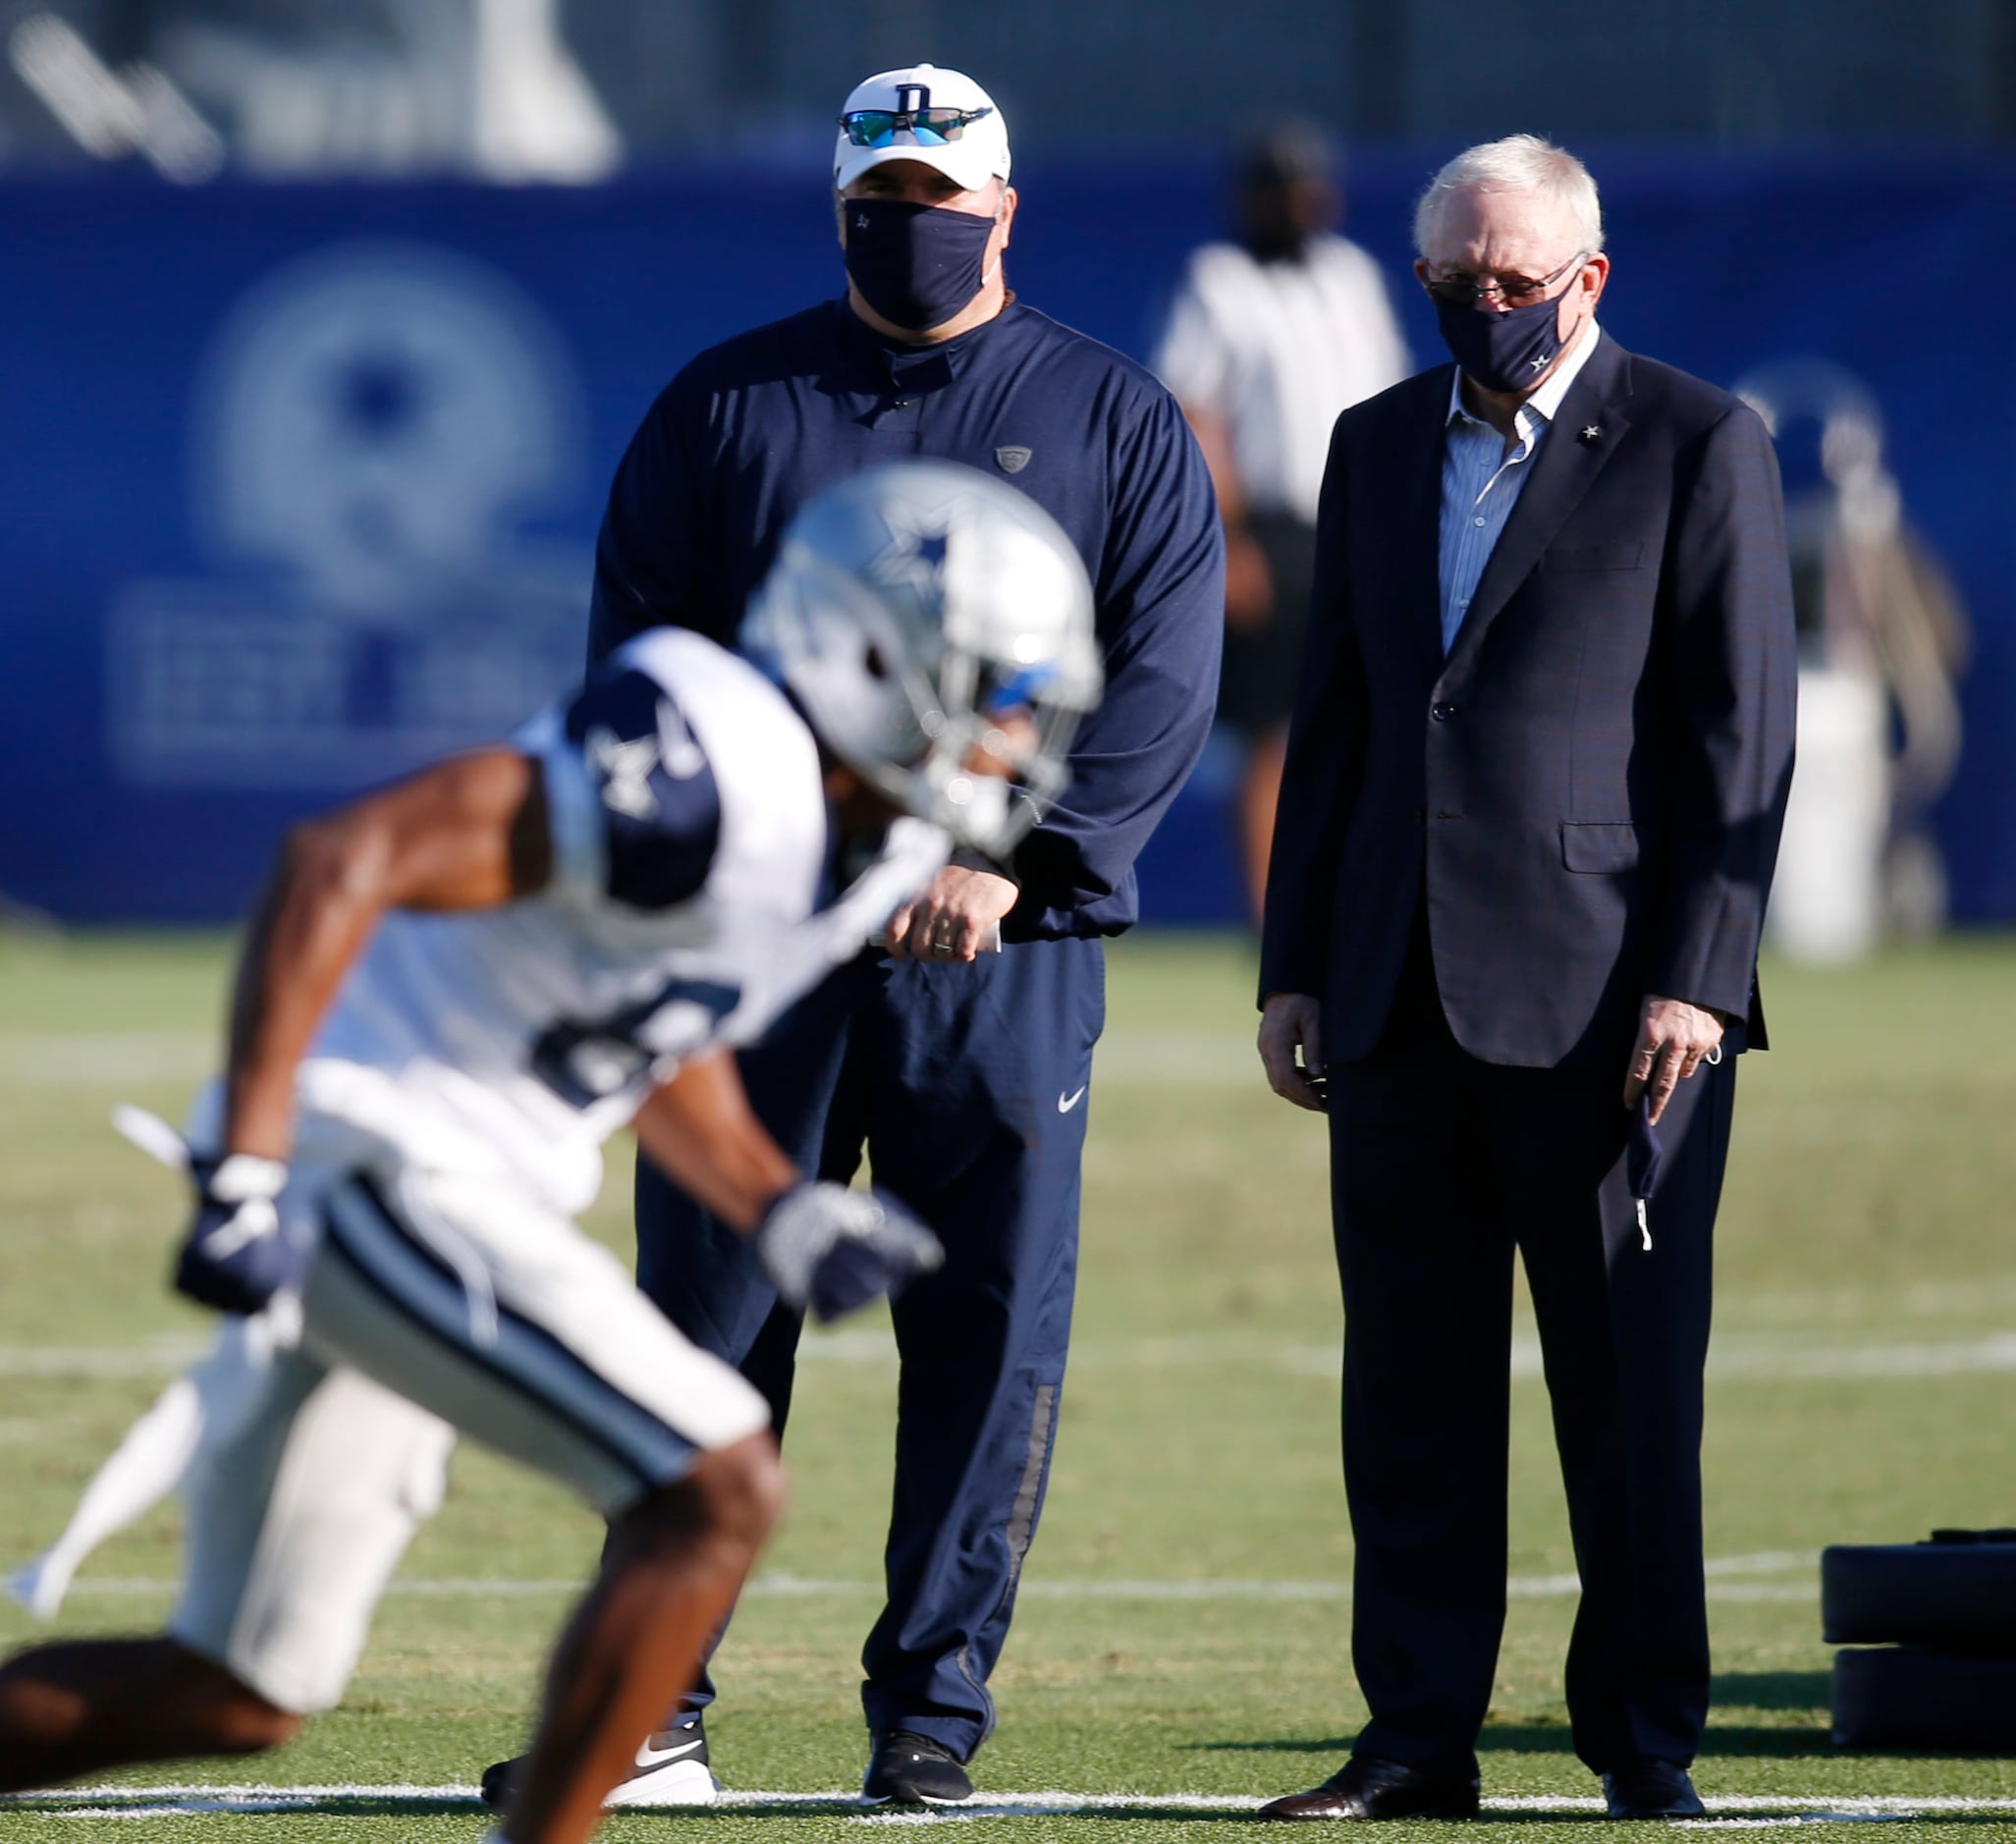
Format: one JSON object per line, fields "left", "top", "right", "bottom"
{"left": 1327, "top": 912, "right": 1733, "bottom": 1776}
{"left": 633, "top": 936, "right": 1105, "bottom": 1759}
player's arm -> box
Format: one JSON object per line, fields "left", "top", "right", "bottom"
{"left": 170, "top": 749, "right": 549, "bottom": 1317}
{"left": 628, "top": 1049, "right": 795, "bottom": 1233}
{"left": 630, "top": 1049, "right": 942, "bottom": 1324}
{"left": 223, "top": 749, "right": 550, "bottom": 1163}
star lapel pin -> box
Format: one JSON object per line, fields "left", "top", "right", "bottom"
{"left": 1579, "top": 423, "right": 1602, "bottom": 444}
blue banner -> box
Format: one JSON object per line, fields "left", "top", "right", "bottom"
{"left": 2, "top": 152, "right": 2012, "bottom": 923}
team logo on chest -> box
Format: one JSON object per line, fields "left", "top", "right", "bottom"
{"left": 995, "top": 445, "right": 1032, "bottom": 474}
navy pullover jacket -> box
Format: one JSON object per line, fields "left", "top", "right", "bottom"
{"left": 588, "top": 296, "right": 1226, "bottom": 941}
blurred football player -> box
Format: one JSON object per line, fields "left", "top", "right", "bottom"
{"left": 0, "top": 461, "right": 1100, "bottom": 1844}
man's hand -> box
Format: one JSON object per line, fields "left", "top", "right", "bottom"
{"left": 1623, "top": 996, "right": 1726, "bottom": 1124}
{"left": 754, "top": 1182, "right": 945, "bottom": 1323}
{"left": 173, "top": 1154, "right": 304, "bottom": 1316}
{"left": 888, "top": 864, "right": 1019, "bottom": 963}
{"left": 1258, "top": 992, "right": 1328, "bottom": 1112}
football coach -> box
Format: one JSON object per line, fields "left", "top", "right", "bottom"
{"left": 555, "top": 63, "right": 1221, "bottom": 1808}
{"left": 1255, "top": 136, "right": 1795, "bottom": 1822}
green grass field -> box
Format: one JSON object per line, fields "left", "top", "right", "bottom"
{"left": 3, "top": 928, "right": 2016, "bottom": 1840}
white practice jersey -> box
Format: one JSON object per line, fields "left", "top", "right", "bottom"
{"left": 1152, "top": 233, "right": 1411, "bottom": 526}
{"left": 282, "top": 629, "right": 948, "bottom": 1217}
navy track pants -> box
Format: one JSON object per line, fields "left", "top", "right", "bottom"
{"left": 633, "top": 936, "right": 1105, "bottom": 1759}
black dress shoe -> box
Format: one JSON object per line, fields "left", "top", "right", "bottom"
{"left": 1601, "top": 1761, "right": 1704, "bottom": 1819}
{"left": 862, "top": 1729, "right": 974, "bottom": 1804}
{"left": 1258, "top": 1755, "right": 1481, "bottom": 1820}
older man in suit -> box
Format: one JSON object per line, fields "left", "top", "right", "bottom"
{"left": 1254, "top": 136, "right": 1795, "bottom": 1822}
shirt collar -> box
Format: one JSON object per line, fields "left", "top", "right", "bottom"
{"left": 1445, "top": 318, "right": 1604, "bottom": 433}
{"left": 830, "top": 293, "right": 1018, "bottom": 389}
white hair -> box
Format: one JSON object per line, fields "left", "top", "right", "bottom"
{"left": 1412, "top": 135, "right": 1604, "bottom": 257}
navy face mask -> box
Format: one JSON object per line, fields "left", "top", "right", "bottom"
{"left": 844, "top": 197, "right": 998, "bottom": 331}
{"left": 1434, "top": 288, "right": 1574, "bottom": 395}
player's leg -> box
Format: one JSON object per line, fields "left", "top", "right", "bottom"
{"left": 309, "top": 1164, "right": 777, "bottom": 1840}
{"left": 1496, "top": 1058, "right": 1730, "bottom": 1775}
{"left": 0, "top": 1639, "right": 299, "bottom": 1791}
{"left": 480, "top": 975, "right": 861, "bottom": 1812}
{"left": 0, "top": 1336, "right": 454, "bottom": 1791}
{"left": 10, "top": 1309, "right": 291, "bottom": 1620}
{"left": 499, "top": 1433, "right": 783, "bottom": 1844}
{"left": 852, "top": 936, "right": 1103, "bottom": 1781}
{"left": 634, "top": 955, "right": 873, "bottom": 1416}
{"left": 1224, "top": 511, "right": 1317, "bottom": 928}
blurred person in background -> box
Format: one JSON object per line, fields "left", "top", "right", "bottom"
{"left": 5, "top": 0, "right": 616, "bottom": 179}
{"left": 1256, "top": 135, "right": 1795, "bottom": 1823}
{"left": 479, "top": 60, "right": 1222, "bottom": 1814}
{"left": 1735, "top": 360, "right": 1969, "bottom": 963}
{"left": 1152, "top": 123, "right": 1410, "bottom": 922}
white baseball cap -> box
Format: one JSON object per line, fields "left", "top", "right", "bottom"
{"left": 833, "top": 64, "right": 1011, "bottom": 195}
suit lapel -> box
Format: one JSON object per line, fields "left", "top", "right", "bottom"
{"left": 1442, "top": 338, "right": 1635, "bottom": 679}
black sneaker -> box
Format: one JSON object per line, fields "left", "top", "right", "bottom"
{"left": 862, "top": 1728, "right": 974, "bottom": 1805}
{"left": 479, "top": 1713, "right": 717, "bottom": 1811}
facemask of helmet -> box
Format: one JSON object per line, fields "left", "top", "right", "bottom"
{"left": 740, "top": 461, "right": 1103, "bottom": 858}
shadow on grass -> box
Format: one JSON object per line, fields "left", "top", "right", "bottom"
{"left": 1478, "top": 1724, "right": 1836, "bottom": 1760}
{"left": 1714, "top": 1668, "right": 1832, "bottom": 1711}
{"left": 1187, "top": 1670, "right": 1838, "bottom": 1763}
{"left": 699, "top": 1804, "right": 1255, "bottom": 1824}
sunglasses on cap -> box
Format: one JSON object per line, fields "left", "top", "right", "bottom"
{"left": 839, "top": 105, "right": 996, "bottom": 148}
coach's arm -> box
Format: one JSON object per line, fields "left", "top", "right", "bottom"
{"left": 1002, "top": 389, "right": 1225, "bottom": 937}
{"left": 1630, "top": 402, "right": 1797, "bottom": 1112}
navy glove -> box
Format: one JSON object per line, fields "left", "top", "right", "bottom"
{"left": 174, "top": 1153, "right": 303, "bottom": 1316}
{"left": 754, "top": 1182, "right": 944, "bottom": 1323}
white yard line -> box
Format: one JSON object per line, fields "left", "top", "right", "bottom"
{"left": 0, "top": 1033, "right": 213, "bottom": 1086}
{"left": 11, "top": 1785, "right": 2016, "bottom": 1820}
{"left": 46, "top": 1549, "right": 1811, "bottom": 1605}
{"left": 8, "top": 1030, "right": 1256, "bottom": 1090}
{"left": 1280, "top": 1330, "right": 2016, "bottom": 1383}
{"left": 0, "top": 1339, "right": 210, "bottom": 1378}
{"left": 15, "top": 1321, "right": 2016, "bottom": 1387}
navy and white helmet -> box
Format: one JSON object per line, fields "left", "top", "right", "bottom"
{"left": 741, "top": 461, "right": 1103, "bottom": 856}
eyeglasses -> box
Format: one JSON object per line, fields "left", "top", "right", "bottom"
{"left": 839, "top": 106, "right": 996, "bottom": 148}
{"left": 1423, "top": 248, "right": 1588, "bottom": 309}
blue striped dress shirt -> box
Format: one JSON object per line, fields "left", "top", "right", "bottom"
{"left": 1437, "top": 323, "right": 1604, "bottom": 655}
